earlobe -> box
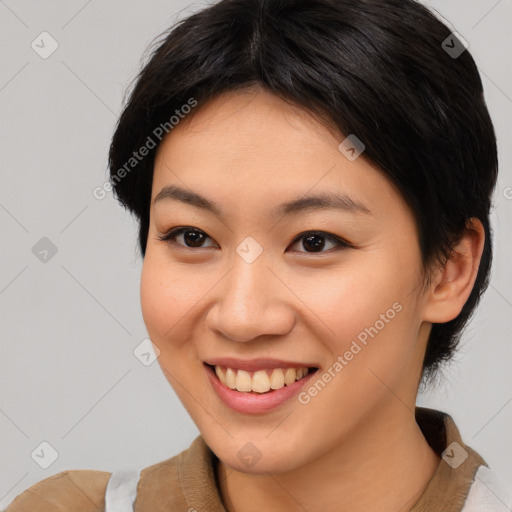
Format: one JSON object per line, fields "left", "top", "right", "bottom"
{"left": 422, "top": 218, "right": 485, "bottom": 324}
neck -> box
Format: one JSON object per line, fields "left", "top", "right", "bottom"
{"left": 216, "top": 405, "right": 441, "bottom": 512}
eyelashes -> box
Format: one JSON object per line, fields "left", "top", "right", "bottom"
{"left": 156, "top": 226, "right": 353, "bottom": 254}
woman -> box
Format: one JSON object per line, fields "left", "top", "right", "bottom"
{"left": 6, "top": 0, "right": 510, "bottom": 510}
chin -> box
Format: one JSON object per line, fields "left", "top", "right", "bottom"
{"left": 206, "top": 432, "right": 312, "bottom": 475}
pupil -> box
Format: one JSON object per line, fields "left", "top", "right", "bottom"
{"left": 185, "top": 230, "right": 204, "bottom": 247}
{"left": 304, "top": 234, "right": 324, "bottom": 252}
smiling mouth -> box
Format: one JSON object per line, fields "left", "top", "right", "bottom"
{"left": 205, "top": 363, "right": 319, "bottom": 394}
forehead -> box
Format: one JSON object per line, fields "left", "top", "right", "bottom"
{"left": 151, "top": 89, "right": 409, "bottom": 223}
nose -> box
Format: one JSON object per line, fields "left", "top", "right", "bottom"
{"left": 205, "top": 254, "right": 296, "bottom": 343}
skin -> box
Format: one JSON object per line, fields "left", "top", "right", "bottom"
{"left": 140, "top": 86, "right": 485, "bottom": 512}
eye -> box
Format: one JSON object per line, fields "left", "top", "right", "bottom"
{"left": 158, "top": 227, "right": 353, "bottom": 254}
{"left": 157, "top": 227, "right": 218, "bottom": 249}
{"left": 288, "top": 231, "right": 352, "bottom": 253}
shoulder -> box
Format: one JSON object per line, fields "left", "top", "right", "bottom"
{"left": 134, "top": 436, "right": 214, "bottom": 509}
{"left": 5, "top": 469, "right": 111, "bottom": 512}
{"left": 5, "top": 436, "right": 208, "bottom": 511}
{"left": 462, "top": 465, "right": 512, "bottom": 512}
{"left": 133, "top": 442, "right": 195, "bottom": 509}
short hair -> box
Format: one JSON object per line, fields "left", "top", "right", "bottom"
{"left": 108, "top": 0, "right": 498, "bottom": 384}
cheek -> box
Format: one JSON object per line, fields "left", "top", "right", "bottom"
{"left": 299, "top": 263, "right": 404, "bottom": 339}
{"left": 299, "top": 258, "right": 421, "bottom": 380}
{"left": 140, "top": 253, "right": 195, "bottom": 345}
{"left": 140, "top": 256, "right": 168, "bottom": 339}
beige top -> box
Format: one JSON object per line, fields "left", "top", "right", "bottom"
{"left": 5, "top": 407, "right": 507, "bottom": 511}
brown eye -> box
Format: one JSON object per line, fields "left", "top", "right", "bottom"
{"left": 288, "top": 231, "right": 350, "bottom": 254}
{"left": 157, "top": 227, "right": 351, "bottom": 254}
{"left": 157, "top": 227, "right": 217, "bottom": 249}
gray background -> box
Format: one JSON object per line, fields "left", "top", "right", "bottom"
{"left": 0, "top": 0, "right": 511, "bottom": 508}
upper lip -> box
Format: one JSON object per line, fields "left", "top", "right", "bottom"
{"left": 204, "top": 357, "right": 318, "bottom": 372}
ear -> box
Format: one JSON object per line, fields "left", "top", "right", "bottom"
{"left": 422, "top": 217, "right": 486, "bottom": 323}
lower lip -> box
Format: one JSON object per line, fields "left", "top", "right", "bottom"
{"left": 204, "top": 364, "right": 317, "bottom": 414}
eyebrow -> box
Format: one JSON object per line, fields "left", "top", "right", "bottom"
{"left": 153, "top": 184, "right": 372, "bottom": 217}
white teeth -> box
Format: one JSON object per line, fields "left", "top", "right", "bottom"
{"left": 284, "top": 368, "right": 296, "bottom": 386}
{"left": 225, "top": 367, "right": 236, "bottom": 389}
{"left": 252, "top": 370, "right": 270, "bottom": 393}
{"left": 270, "top": 368, "right": 285, "bottom": 389}
{"left": 297, "top": 368, "right": 309, "bottom": 379}
{"left": 212, "top": 365, "right": 311, "bottom": 393}
{"left": 235, "top": 370, "right": 252, "bottom": 392}
{"left": 215, "top": 365, "right": 225, "bottom": 383}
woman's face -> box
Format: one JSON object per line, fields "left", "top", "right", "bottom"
{"left": 140, "top": 88, "right": 434, "bottom": 473}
